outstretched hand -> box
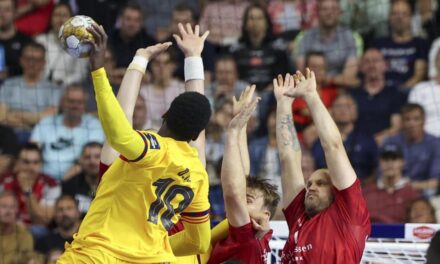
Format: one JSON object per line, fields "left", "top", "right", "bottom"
{"left": 228, "top": 86, "right": 260, "bottom": 130}
{"left": 173, "top": 23, "right": 209, "bottom": 57}
{"left": 136, "top": 42, "right": 173, "bottom": 60}
{"left": 283, "top": 68, "right": 318, "bottom": 100}
{"left": 232, "top": 85, "right": 256, "bottom": 116}
{"left": 88, "top": 23, "right": 108, "bottom": 71}
{"left": 273, "top": 73, "right": 295, "bottom": 103}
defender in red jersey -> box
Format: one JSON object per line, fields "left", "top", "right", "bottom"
{"left": 274, "top": 71, "right": 371, "bottom": 263}
{"left": 208, "top": 86, "right": 280, "bottom": 264}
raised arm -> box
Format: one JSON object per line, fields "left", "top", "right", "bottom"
{"left": 173, "top": 23, "right": 210, "bottom": 166}
{"left": 100, "top": 43, "right": 172, "bottom": 165}
{"left": 274, "top": 74, "right": 305, "bottom": 208}
{"left": 285, "top": 69, "right": 357, "bottom": 190}
{"left": 222, "top": 87, "right": 259, "bottom": 227}
{"left": 88, "top": 24, "right": 146, "bottom": 161}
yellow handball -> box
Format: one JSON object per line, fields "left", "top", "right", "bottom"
{"left": 58, "top": 15, "right": 98, "bottom": 58}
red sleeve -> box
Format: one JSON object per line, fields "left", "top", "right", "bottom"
{"left": 98, "top": 162, "right": 110, "bottom": 183}
{"left": 334, "top": 179, "right": 370, "bottom": 225}
{"left": 229, "top": 222, "right": 255, "bottom": 243}
{"left": 282, "top": 189, "right": 306, "bottom": 229}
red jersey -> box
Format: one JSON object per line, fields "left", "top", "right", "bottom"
{"left": 282, "top": 179, "right": 370, "bottom": 264}
{"left": 208, "top": 222, "right": 272, "bottom": 264}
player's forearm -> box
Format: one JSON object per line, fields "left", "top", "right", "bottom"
{"left": 169, "top": 220, "right": 211, "bottom": 255}
{"left": 222, "top": 129, "right": 247, "bottom": 201}
{"left": 305, "top": 94, "right": 343, "bottom": 151}
{"left": 238, "top": 125, "right": 250, "bottom": 176}
{"left": 276, "top": 101, "right": 305, "bottom": 206}
{"left": 91, "top": 68, "right": 144, "bottom": 160}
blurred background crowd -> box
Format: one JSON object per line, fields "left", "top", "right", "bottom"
{"left": 0, "top": 0, "right": 440, "bottom": 263}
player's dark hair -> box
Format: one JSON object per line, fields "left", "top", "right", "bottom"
{"left": 400, "top": 103, "right": 425, "bottom": 118}
{"left": 163, "top": 92, "right": 211, "bottom": 141}
{"left": 247, "top": 177, "right": 280, "bottom": 220}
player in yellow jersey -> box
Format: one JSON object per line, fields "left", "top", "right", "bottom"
{"left": 57, "top": 23, "right": 212, "bottom": 264}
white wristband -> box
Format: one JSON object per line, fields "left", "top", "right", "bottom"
{"left": 132, "top": 56, "right": 149, "bottom": 70}
{"left": 184, "top": 57, "right": 204, "bottom": 81}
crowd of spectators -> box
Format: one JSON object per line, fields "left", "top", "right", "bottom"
{"left": 0, "top": 0, "right": 440, "bottom": 262}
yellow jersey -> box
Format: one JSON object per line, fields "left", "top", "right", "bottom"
{"left": 70, "top": 68, "right": 210, "bottom": 263}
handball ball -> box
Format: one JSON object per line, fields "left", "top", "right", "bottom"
{"left": 59, "top": 15, "right": 98, "bottom": 58}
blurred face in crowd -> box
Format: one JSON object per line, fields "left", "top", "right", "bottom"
{"left": 171, "top": 9, "right": 194, "bottom": 34}
{"left": 380, "top": 157, "right": 404, "bottom": 180}
{"left": 46, "top": 249, "right": 63, "bottom": 264}
{"left": 120, "top": 8, "right": 143, "bottom": 38}
{"left": 62, "top": 88, "right": 87, "bottom": 121}
{"left": 402, "top": 108, "right": 425, "bottom": 141}
{"left": 54, "top": 197, "right": 80, "bottom": 231}
{"left": 0, "top": 0, "right": 14, "bottom": 31}
{"left": 306, "top": 54, "right": 326, "bottom": 86}
{"left": 0, "top": 193, "right": 18, "bottom": 225}
{"left": 361, "top": 48, "right": 387, "bottom": 79}
{"left": 245, "top": 7, "right": 267, "bottom": 37}
{"left": 304, "top": 169, "right": 334, "bottom": 218}
{"left": 215, "top": 58, "right": 238, "bottom": 88}
{"left": 331, "top": 95, "right": 358, "bottom": 126}
{"left": 80, "top": 145, "right": 101, "bottom": 177}
{"left": 133, "top": 96, "right": 147, "bottom": 130}
{"left": 151, "top": 52, "right": 175, "bottom": 85}
{"left": 16, "top": 149, "right": 42, "bottom": 180}
{"left": 318, "top": 0, "right": 340, "bottom": 30}
{"left": 246, "top": 187, "right": 270, "bottom": 223}
{"left": 20, "top": 46, "right": 45, "bottom": 79}
{"left": 51, "top": 4, "right": 71, "bottom": 34}
{"left": 408, "top": 200, "right": 436, "bottom": 224}
{"left": 390, "top": 0, "right": 412, "bottom": 36}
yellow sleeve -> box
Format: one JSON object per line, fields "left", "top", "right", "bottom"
{"left": 181, "top": 169, "right": 210, "bottom": 223}
{"left": 91, "top": 68, "right": 145, "bottom": 161}
{"left": 169, "top": 220, "right": 211, "bottom": 256}
{"left": 211, "top": 219, "right": 229, "bottom": 245}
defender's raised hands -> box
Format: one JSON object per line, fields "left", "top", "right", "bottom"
{"left": 136, "top": 42, "right": 173, "bottom": 60}
{"left": 232, "top": 85, "right": 256, "bottom": 116}
{"left": 173, "top": 23, "right": 209, "bottom": 57}
{"left": 284, "top": 68, "right": 318, "bottom": 100}
{"left": 273, "top": 73, "right": 295, "bottom": 102}
{"left": 229, "top": 85, "right": 260, "bottom": 130}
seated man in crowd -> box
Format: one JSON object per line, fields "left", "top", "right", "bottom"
{"left": 0, "top": 42, "right": 61, "bottom": 142}
{"left": 363, "top": 145, "right": 420, "bottom": 223}
{"left": 62, "top": 142, "right": 102, "bottom": 215}
{"left": 30, "top": 84, "right": 104, "bottom": 181}
{"left": 35, "top": 195, "right": 81, "bottom": 254}
{"left": 382, "top": 104, "right": 440, "bottom": 196}
{"left": 0, "top": 190, "right": 34, "bottom": 264}
{"left": 0, "top": 143, "right": 61, "bottom": 233}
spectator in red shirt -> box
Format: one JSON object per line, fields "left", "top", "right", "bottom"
{"left": 0, "top": 143, "right": 60, "bottom": 232}
{"left": 363, "top": 144, "right": 421, "bottom": 223}
{"left": 276, "top": 70, "right": 370, "bottom": 263}
{"left": 14, "top": 0, "right": 54, "bottom": 36}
